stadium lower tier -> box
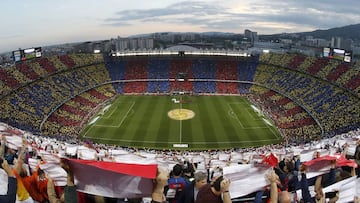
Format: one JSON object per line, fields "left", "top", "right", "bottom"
{"left": 0, "top": 54, "right": 358, "bottom": 149}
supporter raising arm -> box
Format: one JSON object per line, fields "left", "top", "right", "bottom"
{"left": 151, "top": 167, "right": 169, "bottom": 203}
{"left": 195, "top": 175, "right": 232, "bottom": 203}
{"left": 47, "top": 158, "right": 78, "bottom": 203}
{"left": 0, "top": 159, "right": 17, "bottom": 203}
{"left": 178, "top": 171, "right": 207, "bottom": 203}
{"left": 0, "top": 134, "right": 5, "bottom": 157}
{"left": 12, "top": 136, "right": 33, "bottom": 202}
{"left": 267, "top": 169, "right": 291, "bottom": 203}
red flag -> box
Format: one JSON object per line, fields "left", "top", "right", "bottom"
{"left": 68, "top": 158, "right": 157, "bottom": 179}
{"left": 336, "top": 155, "right": 358, "bottom": 168}
{"left": 303, "top": 155, "right": 336, "bottom": 166}
{"left": 67, "top": 158, "right": 158, "bottom": 198}
{"left": 262, "top": 153, "right": 278, "bottom": 167}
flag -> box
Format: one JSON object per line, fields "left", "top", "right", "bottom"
{"left": 336, "top": 155, "right": 358, "bottom": 168}
{"left": 303, "top": 154, "right": 357, "bottom": 178}
{"left": 262, "top": 153, "right": 278, "bottom": 167}
{"left": 322, "top": 176, "right": 359, "bottom": 202}
{"left": 0, "top": 169, "right": 8, "bottom": 195}
{"left": 67, "top": 158, "right": 158, "bottom": 198}
{"left": 303, "top": 155, "right": 336, "bottom": 166}
{"left": 303, "top": 155, "right": 335, "bottom": 179}
{"left": 40, "top": 162, "right": 68, "bottom": 186}
{"left": 223, "top": 164, "right": 272, "bottom": 198}
{"left": 3, "top": 134, "right": 22, "bottom": 150}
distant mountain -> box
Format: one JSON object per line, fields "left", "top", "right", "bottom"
{"left": 128, "top": 31, "right": 238, "bottom": 38}
{"left": 200, "top": 32, "right": 238, "bottom": 36}
{"left": 298, "top": 23, "right": 360, "bottom": 40}
{"left": 129, "top": 24, "right": 360, "bottom": 41}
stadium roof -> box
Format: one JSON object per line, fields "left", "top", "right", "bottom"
{"left": 165, "top": 45, "right": 199, "bottom": 52}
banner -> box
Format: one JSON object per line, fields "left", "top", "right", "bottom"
{"left": 67, "top": 159, "right": 157, "bottom": 198}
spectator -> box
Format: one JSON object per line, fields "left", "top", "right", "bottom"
{"left": 47, "top": 159, "right": 78, "bottom": 203}
{"left": 12, "top": 137, "right": 49, "bottom": 203}
{"left": 151, "top": 167, "right": 169, "bottom": 203}
{"left": 267, "top": 169, "right": 291, "bottom": 203}
{"left": 354, "top": 140, "right": 360, "bottom": 176}
{"left": 195, "top": 176, "right": 232, "bottom": 203}
{"left": 0, "top": 158, "right": 17, "bottom": 203}
{"left": 167, "top": 164, "right": 187, "bottom": 203}
{"left": 178, "top": 171, "right": 207, "bottom": 203}
{"left": 12, "top": 137, "right": 34, "bottom": 203}
{"left": 1, "top": 135, "right": 17, "bottom": 165}
{"left": 182, "top": 161, "right": 196, "bottom": 184}
{"left": 275, "top": 158, "right": 298, "bottom": 192}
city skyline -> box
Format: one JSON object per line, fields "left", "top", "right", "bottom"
{"left": 1, "top": 0, "right": 359, "bottom": 53}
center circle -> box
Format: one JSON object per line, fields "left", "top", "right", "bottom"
{"left": 167, "top": 109, "right": 195, "bottom": 120}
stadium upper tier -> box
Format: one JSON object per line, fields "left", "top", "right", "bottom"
{"left": 0, "top": 53, "right": 359, "bottom": 144}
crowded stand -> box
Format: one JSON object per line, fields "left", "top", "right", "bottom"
{"left": 1, "top": 53, "right": 358, "bottom": 139}
{"left": 147, "top": 59, "right": 170, "bottom": 93}
{"left": 104, "top": 57, "right": 127, "bottom": 94}
{"left": 259, "top": 53, "right": 360, "bottom": 97}
{"left": 1, "top": 122, "right": 360, "bottom": 202}
{"left": 192, "top": 59, "right": 217, "bottom": 93}
{"left": 0, "top": 67, "right": 23, "bottom": 96}
{"left": 0, "top": 54, "right": 102, "bottom": 99}
{"left": 0, "top": 53, "right": 358, "bottom": 138}
{"left": 343, "top": 71, "right": 360, "bottom": 95}
{"left": 237, "top": 59, "right": 258, "bottom": 94}
{"left": 248, "top": 86, "right": 321, "bottom": 144}
{"left": 1, "top": 52, "right": 360, "bottom": 202}
{"left": 37, "top": 58, "right": 58, "bottom": 75}
{"left": 169, "top": 59, "right": 193, "bottom": 93}
{"left": 42, "top": 85, "right": 116, "bottom": 138}
{"left": 123, "top": 60, "right": 148, "bottom": 93}
{"left": 305, "top": 58, "right": 329, "bottom": 76}
{"left": 59, "top": 55, "right": 76, "bottom": 68}
{"left": 0, "top": 55, "right": 112, "bottom": 134}
{"left": 215, "top": 60, "right": 239, "bottom": 94}
{"left": 16, "top": 62, "right": 41, "bottom": 81}
{"left": 253, "top": 63, "right": 360, "bottom": 137}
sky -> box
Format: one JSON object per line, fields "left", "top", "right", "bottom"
{"left": 0, "top": 0, "right": 359, "bottom": 53}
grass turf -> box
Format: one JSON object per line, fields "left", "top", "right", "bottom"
{"left": 80, "top": 95, "right": 282, "bottom": 150}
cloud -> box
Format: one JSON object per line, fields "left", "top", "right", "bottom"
{"left": 102, "top": 21, "right": 132, "bottom": 27}
{"left": 103, "top": 0, "right": 360, "bottom": 34}
{"left": 121, "top": 1, "right": 222, "bottom": 20}
{"left": 0, "top": 34, "right": 23, "bottom": 39}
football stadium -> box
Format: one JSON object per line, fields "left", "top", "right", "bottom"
{"left": 1, "top": 49, "right": 360, "bottom": 202}
{"left": 2, "top": 0, "right": 360, "bottom": 197}
{"left": 1, "top": 52, "right": 359, "bottom": 147}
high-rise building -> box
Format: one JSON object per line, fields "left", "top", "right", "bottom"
{"left": 331, "top": 37, "right": 342, "bottom": 49}
{"left": 331, "top": 37, "right": 352, "bottom": 50}
{"left": 115, "top": 37, "right": 154, "bottom": 50}
{"left": 244, "top": 29, "right": 258, "bottom": 45}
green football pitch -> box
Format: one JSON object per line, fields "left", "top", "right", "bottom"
{"left": 80, "top": 95, "right": 282, "bottom": 150}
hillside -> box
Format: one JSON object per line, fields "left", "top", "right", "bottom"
{"left": 299, "top": 23, "right": 360, "bottom": 40}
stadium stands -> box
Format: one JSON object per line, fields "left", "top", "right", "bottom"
{"left": 215, "top": 60, "right": 239, "bottom": 94}
{"left": 0, "top": 54, "right": 112, "bottom": 134}
{"left": 170, "top": 59, "right": 193, "bottom": 92}
{"left": 192, "top": 59, "right": 216, "bottom": 93}
{"left": 0, "top": 52, "right": 360, "bottom": 202}
{"left": 260, "top": 53, "right": 360, "bottom": 97}
{"left": 0, "top": 52, "right": 358, "bottom": 143}
{"left": 147, "top": 59, "right": 170, "bottom": 93}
